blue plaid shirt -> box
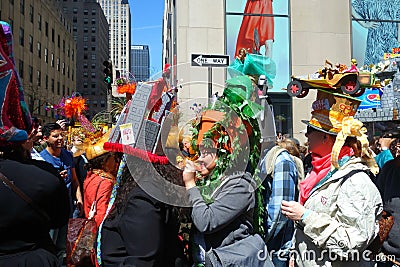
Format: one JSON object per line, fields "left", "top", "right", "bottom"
{"left": 261, "top": 150, "right": 298, "bottom": 253}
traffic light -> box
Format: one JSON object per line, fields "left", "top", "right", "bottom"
{"left": 103, "top": 60, "right": 112, "bottom": 90}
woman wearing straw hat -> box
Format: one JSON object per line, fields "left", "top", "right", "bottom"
{"left": 281, "top": 90, "right": 382, "bottom": 267}
{"left": 83, "top": 131, "right": 122, "bottom": 228}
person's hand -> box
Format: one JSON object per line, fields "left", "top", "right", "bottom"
{"left": 359, "top": 21, "right": 380, "bottom": 29}
{"left": 56, "top": 119, "right": 67, "bottom": 130}
{"left": 281, "top": 200, "right": 306, "bottom": 221}
{"left": 59, "top": 169, "right": 68, "bottom": 180}
{"left": 183, "top": 160, "right": 197, "bottom": 189}
{"left": 76, "top": 199, "right": 84, "bottom": 217}
{"left": 379, "top": 137, "right": 396, "bottom": 150}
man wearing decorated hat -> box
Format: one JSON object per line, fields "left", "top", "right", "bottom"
{"left": 281, "top": 89, "right": 382, "bottom": 266}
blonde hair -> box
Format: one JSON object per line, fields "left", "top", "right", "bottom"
{"left": 278, "top": 139, "right": 300, "bottom": 158}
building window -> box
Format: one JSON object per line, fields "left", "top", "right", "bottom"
{"left": 45, "top": 75, "right": 48, "bottom": 89}
{"left": 51, "top": 79, "right": 54, "bottom": 93}
{"left": 37, "top": 70, "right": 41, "bottom": 86}
{"left": 91, "top": 27, "right": 96, "bottom": 33}
{"left": 57, "top": 58, "right": 60, "bottom": 71}
{"left": 91, "top": 54, "right": 96, "bottom": 60}
{"left": 84, "top": 27, "right": 88, "bottom": 33}
{"left": 57, "top": 35, "right": 60, "bottom": 48}
{"left": 9, "top": 0, "right": 14, "bottom": 5}
{"left": 67, "top": 66, "right": 69, "bottom": 78}
{"left": 51, "top": 28, "right": 55, "bottom": 42}
{"left": 91, "top": 83, "right": 96, "bottom": 88}
{"left": 57, "top": 82, "right": 60, "bottom": 95}
{"left": 83, "top": 36, "right": 88, "bottom": 42}
{"left": 73, "top": 8, "right": 77, "bottom": 14}
{"left": 29, "top": 5, "right": 33, "bottom": 22}
{"left": 19, "top": 27, "right": 24, "bottom": 46}
{"left": 91, "top": 72, "right": 96, "bottom": 78}
{"left": 37, "top": 42, "right": 41, "bottom": 58}
{"left": 91, "top": 36, "right": 95, "bottom": 42}
{"left": 45, "top": 22, "right": 48, "bottom": 36}
{"left": 83, "top": 18, "right": 88, "bottom": 24}
{"left": 84, "top": 9, "right": 88, "bottom": 15}
{"left": 18, "top": 60, "right": 24, "bottom": 79}
{"left": 83, "top": 82, "right": 88, "bottom": 88}
{"left": 62, "top": 40, "right": 65, "bottom": 52}
{"left": 91, "top": 19, "right": 96, "bottom": 25}
{"left": 44, "top": 48, "right": 48, "bottom": 63}
{"left": 73, "top": 26, "right": 77, "bottom": 32}
{"left": 84, "top": 53, "right": 88, "bottom": 60}
{"left": 38, "top": 14, "right": 41, "bottom": 30}
{"left": 83, "top": 72, "right": 88, "bottom": 77}
{"left": 28, "top": 35, "right": 33, "bottom": 52}
{"left": 91, "top": 9, "right": 96, "bottom": 15}
{"left": 72, "top": 49, "right": 74, "bottom": 61}
{"left": 73, "top": 17, "right": 77, "bottom": 23}
{"left": 91, "top": 46, "right": 95, "bottom": 51}
{"left": 28, "top": 65, "right": 33, "bottom": 83}
{"left": 62, "top": 62, "right": 65, "bottom": 74}
{"left": 51, "top": 53, "right": 54, "bottom": 67}
{"left": 62, "top": 85, "right": 65, "bottom": 96}
{"left": 20, "top": 0, "right": 24, "bottom": 15}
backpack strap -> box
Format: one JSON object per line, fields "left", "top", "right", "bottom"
{"left": 263, "top": 146, "right": 286, "bottom": 178}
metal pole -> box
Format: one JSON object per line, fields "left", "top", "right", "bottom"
{"left": 208, "top": 67, "right": 212, "bottom": 102}
{"left": 107, "top": 86, "right": 112, "bottom": 127}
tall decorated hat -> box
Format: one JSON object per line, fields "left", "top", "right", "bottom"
{"left": 302, "top": 89, "right": 378, "bottom": 173}
{"left": 0, "top": 21, "right": 32, "bottom": 144}
{"left": 302, "top": 90, "right": 361, "bottom": 135}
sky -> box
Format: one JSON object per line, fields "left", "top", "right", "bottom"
{"left": 129, "top": 0, "right": 165, "bottom": 78}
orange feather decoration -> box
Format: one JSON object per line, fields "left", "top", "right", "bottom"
{"left": 117, "top": 83, "right": 137, "bottom": 95}
{"left": 64, "top": 96, "right": 87, "bottom": 118}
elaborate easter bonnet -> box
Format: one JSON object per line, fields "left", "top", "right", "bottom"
{"left": 0, "top": 21, "right": 32, "bottom": 145}
{"left": 302, "top": 89, "right": 378, "bottom": 173}
{"left": 103, "top": 80, "right": 176, "bottom": 164}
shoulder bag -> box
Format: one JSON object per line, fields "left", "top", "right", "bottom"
{"left": 66, "top": 179, "right": 104, "bottom": 266}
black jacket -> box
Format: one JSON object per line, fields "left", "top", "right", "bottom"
{"left": 0, "top": 159, "right": 70, "bottom": 256}
{"left": 101, "top": 186, "right": 186, "bottom": 266}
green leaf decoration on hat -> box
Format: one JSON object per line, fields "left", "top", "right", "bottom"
{"left": 224, "top": 76, "right": 263, "bottom": 119}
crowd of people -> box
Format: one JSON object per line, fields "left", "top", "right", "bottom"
{"left": 1, "top": 19, "right": 400, "bottom": 267}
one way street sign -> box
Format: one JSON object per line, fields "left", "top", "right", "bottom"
{"left": 191, "top": 54, "right": 230, "bottom": 67}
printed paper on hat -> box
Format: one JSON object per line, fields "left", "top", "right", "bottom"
{"left": 119, "top": 123, "right": 135, "bottom": 145}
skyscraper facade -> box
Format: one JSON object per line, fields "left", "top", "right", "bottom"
{"left": 130, "top": 45, "right": 150, "bottom": 82}
{"left": 58, "top": 0, "right": 109, "bottom": 118}
{"left": 0, "top": 0, "right": 76, "bottom": 123}
{"left": 97, "top": 0, "right": 131, "bottom": 80}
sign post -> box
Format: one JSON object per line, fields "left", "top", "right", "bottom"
{"left": 191, "top": 54, "right": 230, "bottom": 100}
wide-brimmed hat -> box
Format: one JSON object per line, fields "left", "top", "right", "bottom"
{"left": 302, "top": 90, "right": 361, "bottom": 135}
{"left": 86, "top": 130, "right": 112, "bottom": 160}
{"left": 302, "top": 89, "right": 378, "bottom": 173}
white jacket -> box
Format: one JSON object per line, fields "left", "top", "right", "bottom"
{"left": 293, "top": 157, "right": 383, "bottom": 267}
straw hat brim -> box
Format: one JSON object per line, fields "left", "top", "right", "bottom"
{"left": 301, "top": 120, "right": 338, "bottom": 136}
